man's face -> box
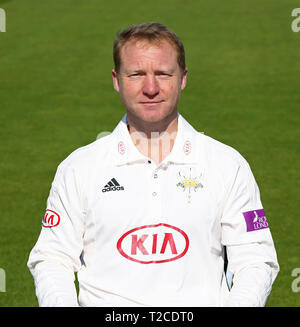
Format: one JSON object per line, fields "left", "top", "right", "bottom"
{"left": 112, "top": 38, "right": 187, "bottom": 128}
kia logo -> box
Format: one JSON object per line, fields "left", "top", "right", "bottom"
{"left": 117, "top": 223, "right": 189, "bottom": 264}
{"left": 42, "top": 209, "right": 60, "bottom": 228}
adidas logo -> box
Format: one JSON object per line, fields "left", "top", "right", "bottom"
{"left": 102, "top": 178, "right": 124, "bottom": 193}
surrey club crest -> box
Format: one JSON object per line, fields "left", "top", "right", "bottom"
{"left": 176, "top": 168, "right": 203, "bottom": 203}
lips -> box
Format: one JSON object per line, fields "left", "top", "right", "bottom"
{"left": 139, "top": 100, "right": 164, "bottom": 105}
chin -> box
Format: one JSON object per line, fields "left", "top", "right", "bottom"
{"left": 127, "top": 104, "right": 177, "bottom": 127}
{"left": 142, "top": 111, "right": 164, "bottom": 122}
{"left": 143, "top": 106, "right": 175, "bottom": 121}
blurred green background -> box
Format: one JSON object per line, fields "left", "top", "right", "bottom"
{"left": 0, "top": 0, "right": 299, "bottom": 306}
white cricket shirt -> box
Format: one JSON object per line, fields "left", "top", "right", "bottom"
{"left": 27, "top": 114, "right": 279, "bottom": 307}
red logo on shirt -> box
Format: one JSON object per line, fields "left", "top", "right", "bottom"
{"left": 118, "top": 141, "right": 126, "bottom": 155}
{"left": 183, "top": 140, "right": 191, "bottom": 155}
{"left": 42, "top": 209, "right": 60, "bottom": 228}
{"left": 117, "top": 223, "right": 189, "bottom": 264}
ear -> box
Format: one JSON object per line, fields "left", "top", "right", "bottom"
{"left": 180, "top": 68, "right": 188, "bottom": 91}
{"left": 112, "top": 69, "right": 120, "bottom": 93}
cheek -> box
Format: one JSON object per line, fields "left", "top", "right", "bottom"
{"left": 166, "top": 82, "right": 181, "bottom": 100}
{"left": 120, "top": 82, "right": 140, "bottom": 101}
{"left": 164, "top": 78, "right": 182, "bottom": 95}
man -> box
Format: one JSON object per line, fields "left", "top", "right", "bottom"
{"left": 27, "top": 22, "right": 279, "bottom": 306}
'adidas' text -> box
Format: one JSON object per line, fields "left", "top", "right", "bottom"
{"left": 102, "top": 186, "right": 124, "bottom": 192}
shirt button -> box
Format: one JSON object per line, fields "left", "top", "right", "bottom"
{"left": 153, "top": 173, "right": 158, "bottom": 179}
{"left": 152, "top": 192, "right": 157, "bottom": 196}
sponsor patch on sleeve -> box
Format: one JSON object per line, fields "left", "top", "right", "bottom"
{"left": 242, "top": 209, "right": 269, "bottom": 232}
{"left": 42, "top": 209, "right": 60, "bottom": 228}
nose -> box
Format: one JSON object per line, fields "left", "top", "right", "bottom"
{"left": 142, "top": 75, "right": 160, "bottom": 98}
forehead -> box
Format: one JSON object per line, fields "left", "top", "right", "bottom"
{"left": 120, "top": 38, "right": 178, "bottom": 70}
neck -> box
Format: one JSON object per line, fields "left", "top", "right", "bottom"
{"left": 127, "top": 112, "right": 178, "bottom": 164}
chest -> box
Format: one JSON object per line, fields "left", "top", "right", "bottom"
{"left": 84, "top": 164, "right": 224, "bottom": 259}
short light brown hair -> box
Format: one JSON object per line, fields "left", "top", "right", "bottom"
{"left": 113, "top": 22, "right": 186, "bottom": 75}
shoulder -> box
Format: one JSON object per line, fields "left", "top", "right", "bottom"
{"left": 197, "top": 132, "right": 251, "bottom": 174}
{"left": 54, "top": 133, "right": 115, "bottom": 180}
{"left": 203, "top": 134, "right": 243, "bottom": 161}
{"left": 180, "top": 115, "right": 247, "bottom": 169}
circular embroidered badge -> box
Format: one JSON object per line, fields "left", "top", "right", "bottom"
{"left": 118, "top": 141, "right": 126, "bottom": 155}
{"left": 183, "top": 140, "right": 191, "bottom": 155}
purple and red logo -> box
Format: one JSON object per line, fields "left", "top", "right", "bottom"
{"left": 243, "top": 209, "right": 269, "bottom": 232}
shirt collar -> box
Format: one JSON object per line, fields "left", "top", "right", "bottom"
{"left": 111, "top": 113, "right": 199, "bottom": 166}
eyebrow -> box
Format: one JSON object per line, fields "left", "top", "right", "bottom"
{"left": 125, "top": 68, "right": 176, "bottom": 75}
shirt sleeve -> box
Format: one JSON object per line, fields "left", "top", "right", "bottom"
{"left": 220, "top": 153, "right": 279, "bottom": 306}
{"left": 27, "top": 161, "right": 85, "bottom": 307}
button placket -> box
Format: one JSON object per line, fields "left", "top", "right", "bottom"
{"left": 146, "top": 164, "right": 163, "bottom": 223}
{"left": 151, "top": 169, "right": 159, "bottom": 197}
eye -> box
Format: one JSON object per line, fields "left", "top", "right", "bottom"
{"left": 128, "top": 72, "right": 145, "bottom": 77}
{"left": 157, "top": 72, "right": 172, "bottom": 77}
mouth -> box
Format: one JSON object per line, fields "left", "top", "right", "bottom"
{"left": 139, "top": 100, "right": 164, "bottom": 106}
